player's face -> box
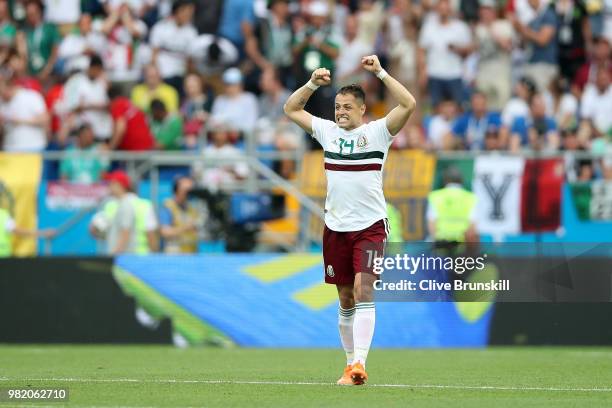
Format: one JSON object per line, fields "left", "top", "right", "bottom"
{"left": 334, "top": 94, "right": 365, "bottom": 130}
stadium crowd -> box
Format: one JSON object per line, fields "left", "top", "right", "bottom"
{"left": 0, "top": 0, "right": 610, "bottom": 184}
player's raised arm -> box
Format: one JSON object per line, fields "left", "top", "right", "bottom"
{"left": 361, "top": 55, "right": 416, "bottom": 136}
{"left": 283, "top": 68, "right": 332, "bottom": 134}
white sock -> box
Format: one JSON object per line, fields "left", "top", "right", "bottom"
{"left": 353, "top": 302, "right": 375, "bottom": 367}
{"left": 338, "top": 306, "right": 355, "bottom": 366}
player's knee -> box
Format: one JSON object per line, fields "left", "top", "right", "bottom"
{"left": 353, "top": 282, "right": 374, "bottom": 303}
{"left": 337, "top": 286, "right": 355, "bottom": 309}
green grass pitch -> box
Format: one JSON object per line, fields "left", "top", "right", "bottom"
{"left": 1, "top": 345, "right": 611, "bottom": 407}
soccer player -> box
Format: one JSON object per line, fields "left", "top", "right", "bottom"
{"left": 283, "top": 55, "right": 416, "bottom": 385}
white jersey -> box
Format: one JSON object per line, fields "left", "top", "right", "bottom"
{"left": 312, "top": 116, "right": 394, "bottom": 232}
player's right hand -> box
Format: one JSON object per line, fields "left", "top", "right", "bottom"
{"left": 311, "top": 68, "right": 331, "bottom": 86}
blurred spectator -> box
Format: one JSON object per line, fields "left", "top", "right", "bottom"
{"left": 217, "top": 0, "right": 256, "bottom": 51}
{"left": 90, "top": 170, "right": 158, "bottom": 255}
{"left": 95, "top": 1, "right": 148, "bottom": 84}
{"left": 193, "top": 119, "right": 249, "bottom": 191}
{"left": 60, "top": 55, "right": 113, "bottom": 142}
{"left": 548, "top": 76, "right": 578, "bottom": 129}
{"left": 511, "top": 0, "right": 558, "bottom": 92}
{"left": 108, "top": 85, "right": 155, "bottom": 151}
{"left": 101, "top": 0, "right": 154, "bottom": 20}
{"left": 561, "top": 126, "right": 585, "bottom": 182}
{"left": 191, "top": 34, "right": 239, "bottom": 78}
{"left": 474, "top": 0, "right": 515, "bottom": 111}
{"left": 194, "top": 0, "right": 224, "bottom": 35}
{"left": 159, "top": 176, "right": 200, "bottom": 254}
{"left": 483, "top": 125, "right": 503, "bottom": 151}
{"left": 292, "top": 1, "right": 340, "bottom": 83}
{"left": 335, "top": 14, "right": 372, "bottom": 87}
{"left": 181, "top": 73, "right": 210, "bottom": 144}
{"left": 59, "top": 123, "right": 110, "bottom": 183}
{"left": 502, "top": 76, "right": 537, "bottom": 127}
{"left": 57, "top": 13, "right": 107, "bottom": 75}
{"left": 149, "top": 0, "right": 197, "bottom": 93}
{"left": 45, "top": 74, "right": 65, "bottom": 144}
{"left": 580, "top": 67, "right": 612, "bottom": 141}
{"left": 387, "top": 0, "right": 420, "bottom": 95}
{"left": 210, "top": 67, "right": 258, "bottom": 134}
{"left": 18, "top": 0, "right": 60, "bottom": 81}
{"left": 131, "top": 64, "right": 179, "bottom": 114}
{"left": 426, "top": 98, "right": 459, "bottom": 150}
{"left": 418, "top": 0, "right": 473, "bottom": 107}
{"left": 258, "top": 67, "right": 291, "bottom": 122}
{"left": 7, "top": 48, "right": 42, "bottom": 93}
{"left": 452, "top": 92, "right": 502, "bottom": 150}
{"left": 510, "top": 93, "right": 559, "bottom": 150}
{"left": 245, "top": 0, "right": 293, "bottom": 86}
{"left": 554, "top": 0, "right": 590, "bottom": 81}
{"left": 573, "top": 36, "right": 611, "bottom": 91}
{"left": 0, "top": 0, "right": 16, "bottom": 64}
{"left": 356, "top": 0, "right": 385, "bottom": 48}
{"left": 0, "top": 75, "right": 49, "bottom": 152}
{"left": 44, "top": 0, "right": 80, "bottom": 29}
{"left": 149, "top": 98, "right": 183, "bottom": 150}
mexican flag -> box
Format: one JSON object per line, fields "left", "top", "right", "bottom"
{"left": 520, "top": 158, "right": 564, "bottom": 232}
{"left": 468, "top": 156, "right": 564, "bottom": 239}
{"left": 570, "top": 181, "right": 612, "bottom": 221}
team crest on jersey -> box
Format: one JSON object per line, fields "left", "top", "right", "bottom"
{"left": 326, "top": 265, "right": 335, "bottom": 277}
{"left": 357, "top": 135, "right": 368, "bottom": 149}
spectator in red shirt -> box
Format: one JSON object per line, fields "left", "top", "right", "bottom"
{"left": 107, "top": 85, "right": 155, "bottom": 151}
{"left": 573, "top": 36, "right": 612, "bottom": 91}
{"left": 7, "top": 48, "right": 42, "bottom": 93}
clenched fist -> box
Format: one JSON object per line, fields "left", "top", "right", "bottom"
{"left": 361, "top": 55, "right": 382, "bottom": 75}
{"left": 310, "top": 68, "right": 331, "bottom": 86}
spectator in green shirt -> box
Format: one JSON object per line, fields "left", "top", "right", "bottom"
{"left": 19, "top": 0, "right": 60, "bottom": 81}
{"left": 60, "top": 124, "right": 110, "bottom": 184}
{"left": 292, "top": 1, "right": 339, "bottom": 83}
{"left": 0, "top": 0, "right": 16, "bottom": 63}
{"left": 149, "top": 99, "right": 184, "bottom": 150}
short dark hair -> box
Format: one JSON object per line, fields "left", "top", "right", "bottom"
{"left": 337, "top": 84, "right": 365, "bottom": 104}
{"left": 108, "top": 84, "right": 124, "bottom": 100}
{"left": 89, "top": 54, "right": 103, "bottom": 68}
{"left": 150, "top": 98, "right": 167, "bottom": 112}
{"left": 172, "top": 0, "right": 194, "bottom": 15}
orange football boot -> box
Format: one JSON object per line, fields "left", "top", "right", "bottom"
{"left": 350, "top": 362, "right": 368, "bottom": 385}
{"left": 337, "top": 365, "right": 353, "bottom": 385}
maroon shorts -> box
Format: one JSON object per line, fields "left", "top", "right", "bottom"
{"left": 323, "top": 219, "right": 388, "bottom": 285}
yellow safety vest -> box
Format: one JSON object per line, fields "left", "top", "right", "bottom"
{"left": 163, "top": 199, "right": 199, "bottom": 253}
{"left": 0, "top": 208, "right": 12, "bottom": 257}
{"left": 103, "top": 197, "right": 153, "bottom": 254}
{"left": 428, "top": 186, "right": 477, "bottom": 242}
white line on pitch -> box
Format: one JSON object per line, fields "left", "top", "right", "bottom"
{"left": 1, "top": 377, "right": 611, "bottom": 393}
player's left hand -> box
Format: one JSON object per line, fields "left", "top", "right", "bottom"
{"left": 361, "top": 55, "right": 382, "bottom": 75}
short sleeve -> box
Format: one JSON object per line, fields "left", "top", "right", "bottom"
{"left": 145, "top": 205, "right": 158, "bottom": 231}
{"left": 418, "top": 22, "right": 432, "bottom": 48}
{"left": 454, "top": 21, "right": 472, "bottom": 47}
{"left": 488, "top": 112, "right": 502, "bottom": 128}
{"left": 543, "top": 9, "right": 557, "bottom": 28}
{"left": 117, "top": 200, "right": 135, "bottom": 229}
{"left": 149, "top": 23, "right": 163, "bottom": 48}
{"left": 30, "top": 91, "right": 47, "bottom": 114}
{"left": 311, "top": 116, "right": 334, "bottom": 145}
{"left": 452, "top": 115, "right": 469, "bottom": 138}
{"left": 378, "top": 117, "right": 394, "bottom": 141}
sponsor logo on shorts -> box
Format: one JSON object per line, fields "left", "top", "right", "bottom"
{"left": 326, "top": 265, "right": 335, "bottom": 277}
